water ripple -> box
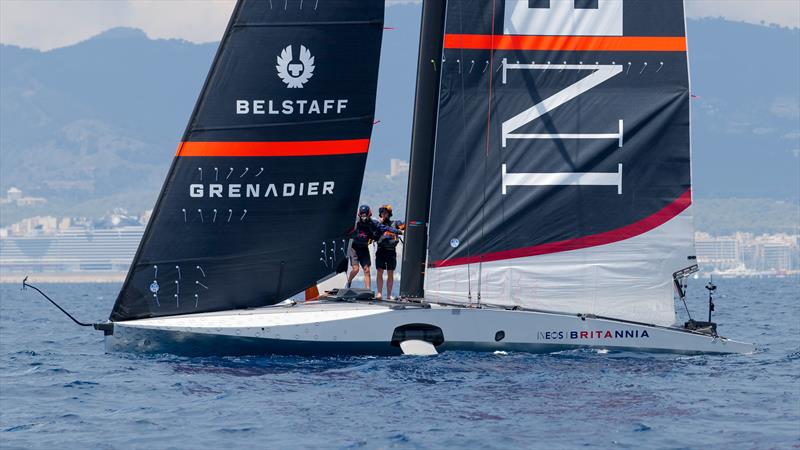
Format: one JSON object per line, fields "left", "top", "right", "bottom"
{"left": 0, "top": 280, "right": 798, "bottom": 449}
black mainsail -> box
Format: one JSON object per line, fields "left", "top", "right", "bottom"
{"left": 111, "top": 0, "right": 385, "bottom": 321}
{"left": 422, "top": 0, "right": 696, "bottom": 326}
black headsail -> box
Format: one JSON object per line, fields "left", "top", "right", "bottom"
{"left": 111, "top": 0, "right": 385, "bottom": 321}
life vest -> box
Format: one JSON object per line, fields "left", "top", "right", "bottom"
{"left": 351, "top": 220, "right": 373, "bottom": 247}
{"left": 377, "top": 220, "right": 405, "bottom": 249}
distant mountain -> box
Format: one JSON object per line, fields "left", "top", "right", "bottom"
{"left": 0, "top": 28, "right": 217, "bottom": 224}
{"left": 1, "top": 11, "right": 798, "bottom": 229}
{"left": 693, "top": 197, "right": 798, "bottom": 235}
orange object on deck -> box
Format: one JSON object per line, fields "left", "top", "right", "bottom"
{"left": 305, "top": 285, "right": 320, "bottom": 301}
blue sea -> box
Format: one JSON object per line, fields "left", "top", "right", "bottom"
{"left": 1, "top": 278, "right": 798, "bottom": 449}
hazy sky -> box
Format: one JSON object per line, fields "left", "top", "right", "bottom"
{"left": 1, "top": 0, "right": 798, "bottom": 51}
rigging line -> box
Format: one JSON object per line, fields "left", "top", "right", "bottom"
{"left": 478, "top": 0, "right": 498, "bottom": 305}
{"left": 457, "top": 2, "right": 473, "bottom": 302}
{"left": 22, "top": 277, "right": 93, "bottom": 327}
{"left": 680, "top": 295, "right": 692, "bottom": 320}
{"left": 579, "top": 65, "right": 597, "bottom": 310}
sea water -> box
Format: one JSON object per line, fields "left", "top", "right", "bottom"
{"left": 0, "top": 278, "right": 797, "bottom": 449}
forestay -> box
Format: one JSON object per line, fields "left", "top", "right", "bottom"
{"left": 425, "top": 0, "right": 696, "bottom": 326}
{"left": 111, "top": 0, "right": 385, "bottom": 321}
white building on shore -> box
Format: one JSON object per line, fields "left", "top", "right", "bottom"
{"left": 694, "top": 231, "right": 798, "bottom": 275}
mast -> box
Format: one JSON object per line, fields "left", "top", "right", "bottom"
{"left": 400, "top": 0, "right": 447, "bottom": 299}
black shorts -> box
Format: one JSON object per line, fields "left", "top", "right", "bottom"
{"left": 349, "top": 245, "right": 371, "bottom": 268}
{"left": 375, "top": 247, "right": 397, "bottom": 271}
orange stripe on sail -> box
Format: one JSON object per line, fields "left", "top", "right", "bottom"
{"left": 175, "top": 139, "right": 370, "bottom": 157}
{"left": 443, "top": 34, "right": 686, "bottom": 52}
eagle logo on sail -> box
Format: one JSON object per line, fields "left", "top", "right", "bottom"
{"left": 276, "top": 45, "right": 315, "bottom": 88}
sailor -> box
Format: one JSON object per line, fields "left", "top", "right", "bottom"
{"left": 374, "top": 205, "right": 404, "bottom": 300}
{"left": 346, "top": 205, "right": 403, "bottom": 291}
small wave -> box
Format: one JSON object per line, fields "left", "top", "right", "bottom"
{"left": 3, "top": 423, "right": 38, "bottom": 432}
{"left": 341, "top": 439, "right": 369, "bottom": 449}
{"left": 131, "top": 418, "right": 167, "bottom": 431}
{"left": 63, "top": 380, "right": 99, "bottom": 388}
{"left": 459, "top": 411, "right": 505, "bottom": 421}
{"left": 219, "top": 427, "right": 256, "bottom": 433}
{"left": 388, "top": 433, "right": 410, "bottom": 443}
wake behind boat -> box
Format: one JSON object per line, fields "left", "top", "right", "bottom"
{"left": 28, "top": 0, "right": 755, "bottom": 356}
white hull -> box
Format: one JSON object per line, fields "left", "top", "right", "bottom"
{"left": 105, "top": 300, "right": 755, "bottom": 356}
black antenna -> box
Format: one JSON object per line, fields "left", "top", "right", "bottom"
{"left": 683, "top": 275, "right": 719, "bottom": 336}
{"left": 705, "top": 275, "right": 716, "bottom": 323}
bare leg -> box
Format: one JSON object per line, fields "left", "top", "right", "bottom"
{"left": 363, "top": 265, "right": 371, "bottom": 290}
{"left": 387, "top": 270, "right": 394, "bottom": 298}
{"left": 376, "top": 268, "right": 384, "bottom": 299}
{"left": 346, "top": 264, "right": 359, "bottom": 288}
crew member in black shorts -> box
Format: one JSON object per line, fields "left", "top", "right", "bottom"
{"left": 375, "top": 205, "right": 404, "bottom": 300}
{"left": 346, "top": 205, "right": 403, "bottom": 291}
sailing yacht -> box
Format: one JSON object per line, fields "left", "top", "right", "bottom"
{"left": 100, "top": 0, "right": 754, "bottom": 356}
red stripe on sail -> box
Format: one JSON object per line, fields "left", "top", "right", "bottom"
{"left": 176, "top": 139, "right": 370, "bottom": 157}
{"left": 431, "top": 189, "right": 692, "bottom": 268}
{"left": 443, "top": 34, "right": 687, "bottom": 52}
